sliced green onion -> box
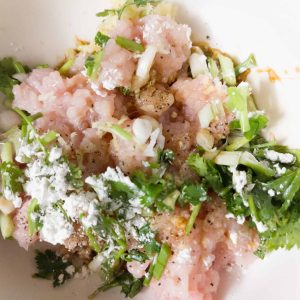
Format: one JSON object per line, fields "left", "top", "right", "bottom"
{"left": 116, "top": 36, "right": 145, "bottom": 52}
{"left": 163, "top": 190, "right": 180, "bottom": 211}
{"left": 59, "top": 57, "right": 75, "bottom": 76}
{"left": 239, "top": 152, "right": 275, "bottom": 177}
{"left": 111, "top": 124, "right": 133, "bottom": 141}
{"left": 227, "top": 84, "right": 250, "bottom": 132}
{"left": 152, "top": 243, "right": 171, "bottom": 280}
{"left": 0, "top": 212, "right": 14, "bottom": 239}
{"left": 189, "top": 53, "right": 209, "bottom": 78}
{"left": 226, "top": 136, "right": 249, "bottom": 151}
{"left": 207, "top": 57, "right": 219, "bottom": 78}
{"left": 235, "top": 54, "right": 257, "bottom": 76}
{"left": 218, "top": 54, "right": 236, "bottom": 86}
{"left": 143, "top": 261, "right": 155, "bottom": 286}
{"left": 91, "top": 50, "right": 104, "bottom": 81}
{"left": 196, "top": 129, "right": 214, "bottom": 151}
{"left": 40, "top": 130, "right": 58, "bottom": 145}
{"left": 214, "top": 151, "right": 242, "bottom": 167}
{"left": 185, "top": 204, "right": 202, "bottom": 235}
{"left": 28, "top": 198, "right": 40, "bottom": 236}
{"left": 198, "top": 103, "right": 214, "bottom": 128}
{"left": 247, "top": 194, "right": 259, "bottom": 219}
{"left": 1, "top": 142, "right": 13, "bottom": 163}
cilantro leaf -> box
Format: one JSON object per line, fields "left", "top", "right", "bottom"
{"left": 66, "top": 163, "right": 83, "bottom": 189}
{"left": 0, "top": 57, "right": 28, "bottom": 102}
{"left": 89, "top": 272, "right": 143, "bottom": 299}
{"left": 121, "top": 249, "right": 149, "bottom": 263}
{"left": 180, "top": 183, "right": 208, "bottom": 206}
{"left": 95, "top": 32, "right": 110, "bottom": 47}
{"left": 33, "top": 250, "right": 74, "bottom": 287}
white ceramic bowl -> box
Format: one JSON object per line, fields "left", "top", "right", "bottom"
{"left": 1, "top": 0, "right": 300, "bottom": 299}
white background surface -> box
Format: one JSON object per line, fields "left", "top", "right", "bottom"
{"left": 1, "top": 0, "right": 300, "bottom": 299}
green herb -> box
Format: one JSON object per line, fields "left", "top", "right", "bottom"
{"left": 34, "top": 250, "right": 74, "bottom": 287}
{"left": 0, "top": 161, "right": 24, "bottom": 195}
{"left": 96, "top": 0, "right": 160, "bottom": 19}
{"left": 28, "top": 199, "right": 42, "bottom": 235}
{"left": 207, "top": 57, "right": 219, "bottom": 78}
{"left": 235, "top": 54, "right": 257, "bottom": 76}
{"left": 89, "top": 272, "right": 143, "bottom": 299}
{"left": 117, "top": 86, "right": 133, "bottom": 96}
{"left": 95, "top": 32, "right": 110, "bottom": 47}
{"left": 152, "top": 243, "right": 171, "bottom": 280}
{"left": 1, "top": 141, "right": 13, "bottom": 163}
{"left": 66, "top": 163, "right": 84, "bottom": 189}
{"left": 227, "top": 115, "right": 268, "bottom": 150}
{"left": 116, "top": 36, "right": 145, "bottom": 52}
{"left": 159, "top": 149, "right": 175, "bottom": 165}
{"left": 111, "top": 124, "right": 133, "bottom": 141}
{"left": 59, "top": 57, "right": 75, "bottom": 76}
{"left": 180, "top": 183, "right": 208, "bottom": 206}
{"left": 0, "top": 56, "right": 28, "bottom": 102}
{"left": 35, "top": 64, "right": 49, "bottom": 69}
{"left": 226, "top": 84, "right": 250, "bottom": 132}
{"left": 218, "top": 54, "right": 236, "bottom": 86}
{"left": 121, "top": 250, "right": 149, "bottom": 263}
{"left": 185, "top": 203, "right": 202, "bottom": 235}
{"left": 84, "top": 50, "right": 104, "bottom": 80}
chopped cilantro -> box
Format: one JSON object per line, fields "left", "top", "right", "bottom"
{"left": 94, "top": 32, "right": 110, "bottom": 48}
{"left": 33, "top": 250, "right": 74, "bottom": 287}
{"left": 89, "top": 272, "right": 143, "bottom": 299}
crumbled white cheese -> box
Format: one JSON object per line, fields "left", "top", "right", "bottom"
{"left": 230, "top": 167, "right": 247, "bottom": 194}
{"left": 265, "top": 150, "right": 295, "bottom": 164}
{"left": 81, "top": 202, "right": 98, "bottom": 228}
{"left": 274, "top": 163, "right": 287, "bottom": 176}
{"left": 63, "top": 192, "right": 97, "bottom": 221}
{"left": 3, "top": 188, "right": 22, "bottom": 208}
{"left": 252, "top": 217, "right": 268, "bottom": 233}
{"left": 48, "top": 147, "right": 62, "bottom": 162}
{"left": 268, "top": 189, "right": 275, "bottom": 197}
{"left": 39, "top": 207, "right": 73, "bottom": 245}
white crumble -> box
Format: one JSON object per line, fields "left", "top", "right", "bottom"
{"left": 264, "top": 150, "right": 295, "bottom": 164}
{"left": 230, "top": 167, "right": 247, "bottom": 194}
{"left": 268, "top": 189, "right": 275, "bottom": 197}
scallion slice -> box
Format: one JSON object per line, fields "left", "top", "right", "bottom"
{"left": 116, "top": 36, "right": 145, "bottom": 52}
{"left": 218, "top": 54, "right": 236, "bottom": 86}
{"left": 235, "top": 54, "right": 257, "bottom": 75}
{"left": 152, "top": 243, "right": 171, "bottom": 280}
{"left": 185, "top": 204, "right": 202, "bottom": 235}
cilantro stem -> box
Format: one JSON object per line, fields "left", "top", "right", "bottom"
{"left": 185, "top": 203, "right": 202, "bottom": 235}
{"left": 235, "top": 54, "right": 257, "bottom": 75}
